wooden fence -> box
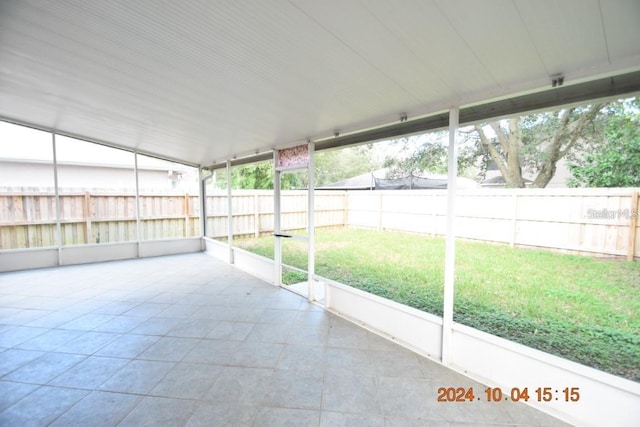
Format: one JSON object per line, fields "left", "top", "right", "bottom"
{"left": 2, "top": 187, "right": 638, "bottom": 259}
{"left": 347, "top": 187, "right": 640, "bottom": 259}
{"left": 0, "top": 189, "right": 200, "bottom": 249}
{"left": 204, "top": 190, "right": 347, "bottom": 238}
{"left": 0, "top": 189, "right": 346, "bottom": 249}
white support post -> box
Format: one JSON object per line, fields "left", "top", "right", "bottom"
{"left": 134, "top": 153, "right": 141, "bottom": 256}
{"left": 254, "top": 193, "right": 260, "bottom": 238}
{"left": 442, "top": 107, "right": 459, "bottom": 365}
{"left": 226, "top": 160, "right": 234, "bottom": 264}
{"left": 274, "top": 150, "right": 282, "bottom": 286}
{"left": 307, "top": 141, "right": 316, "bottom": 302}
{"left": 52, "top": 133, "right": 62, "bottom": 265}
{"left": 198, "top": 167, "right": 207, "bottom": 246}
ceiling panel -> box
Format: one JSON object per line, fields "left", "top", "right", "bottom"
{"left": 290, "top": 0, "right": 444, "bottom": 108}
{"left": 0, "top": 0, "right": 639, "bottom": 166}
{"left": 436, "top": 0, "right": 546, "bottom": 88}
{"left": 361, "top": 0, "right": 496, "bottom": 105}
{"left": 600, "top": 0, "right": 640, "bottom": 61}
{"left": 515, "top": 0, "right": 608, "bottom": 77}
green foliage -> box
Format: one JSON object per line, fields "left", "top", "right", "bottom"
{"left": 518, "top": 105, "right": 606, "bottom": 173}
{"left": 282, "top": 269, "right": 308, "bottom": 285}
{"left": 453, "top": 298, "right": 639, "bottom": 379}
{"left": 212, "top": 144, "right": 383, "bottom": 190}
{"left": 234, "top": 162, "right": 273, "bottom": 189}
{"left": 314, "top": 143, "right": 383, "bottom": 186}
{"left": 567, "top": 98, "right": 640, "bottom": 187}
{"left": 383, "top": 132, "right": 480, "bottom": 178}
{"left": 212, "top": 162, "right": 271, "bottom": 189}
{"left": 212, "top": 161, "right": 306, "bottom": 190}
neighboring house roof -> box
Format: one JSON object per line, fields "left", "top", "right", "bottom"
{"left": 480, "top": 175, "right": 533, "bottom": 186}
{"left": 0, "top": 157, "right": 189, "bottom": 173}
{"left": 317, "top": 171, "right": 377, "bottom": 190}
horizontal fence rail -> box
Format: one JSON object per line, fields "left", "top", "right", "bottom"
{"left": 2, "top": 188, "right": 638, "bottom": 259}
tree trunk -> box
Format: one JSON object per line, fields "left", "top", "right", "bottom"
{"left": 505, "top": 119, "right": 525, "bottom": 188}
{"left": 475, "top": 122, "right": 525, "bottom": 188}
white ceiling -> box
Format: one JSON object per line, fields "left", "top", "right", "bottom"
{"left": 1, "top": 0, "right": 639, "bottom": 166}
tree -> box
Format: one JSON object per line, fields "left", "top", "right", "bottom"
{"left": 567, "top": 99, "right": 640, "bottom": 187}
{"left": 472, "top": 103, "right": 607, "bottom": 188}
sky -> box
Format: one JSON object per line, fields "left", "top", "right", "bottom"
{"left": 0, "top": 121, "right": 192, "bottom": 171}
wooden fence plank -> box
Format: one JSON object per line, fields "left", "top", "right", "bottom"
{"left": 84, "top": 192, "right": 92, "bottom": 245}
{"left": 628, "top": 192, "right": 639, "bottom": 260}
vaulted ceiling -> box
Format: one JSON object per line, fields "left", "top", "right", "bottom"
{"left": 1, "top": 0, "right": 639, "bottom": 166}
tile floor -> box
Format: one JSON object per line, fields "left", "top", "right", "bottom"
{"left": 0, "top": 253, "right": 572, "bottom": 426}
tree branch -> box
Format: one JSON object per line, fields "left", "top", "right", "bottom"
{"left": 532, "top": 104, "right": 605, "bottom": 187}
{"left": 558, "top": 103, "right": 605, "bottom": 158}
{"left": 489, "top": 122, "right": 510, "bottom": 153}
{"left": 474, "top": 124, "right": 513, "bottom": 185}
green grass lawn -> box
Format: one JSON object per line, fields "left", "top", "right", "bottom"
{"left": 234, "top": 227, "right": 640, "bottom": 381}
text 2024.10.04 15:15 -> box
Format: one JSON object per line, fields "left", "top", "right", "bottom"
{"left": 437, "top": 387, "right": 580, "bottom": 403}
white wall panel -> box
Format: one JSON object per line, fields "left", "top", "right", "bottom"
{"left": 451, "top": 323, "right": 640, "bottom": 427}
{"left": 139, "top": 238, "right": 201, "bottom": 258}
{"left": 0, "top": 248, "right": 58, "bottom": 272}
{"left": 61, "top": 243, "right": 137, "bottom": 265}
